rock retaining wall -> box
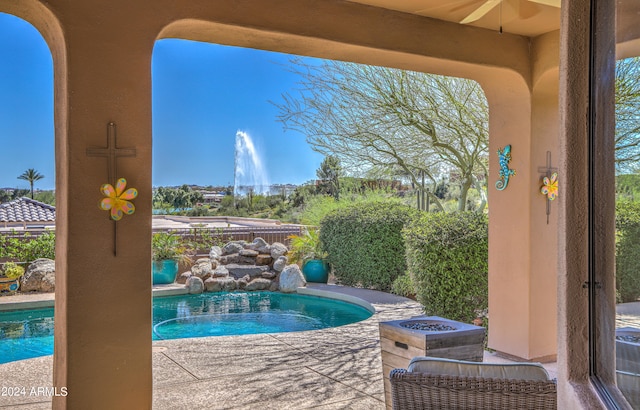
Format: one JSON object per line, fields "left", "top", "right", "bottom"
{"left": 179, "top": 238, "right": 306, "bottom": 294}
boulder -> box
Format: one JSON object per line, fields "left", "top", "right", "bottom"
{"left": 261, "top": 271, "right": 277, "bottom": 279}
{"left": 237, "top": 275, "right": 250, "bottom": 290}
{"left": 245, "top": 278, "right": 272, "bottom": 291}
{"left": 191, "top": 258, "right": 213, "bottom": 280}
{"left": 177, "top": 271, "right": 192, "bottom": 284}
{"left": 226, "top": 264, "right": 269, "bottom": 280}
{"left": 269, "top": 281, "right": 279, "bottom": 292}
{"left": 270, "top": 242, "right": 288, "bottom": 259}
{"left": 246, "top": 237, "right": 270, "bottom": 254}
{"left": 239, "top": 249, "right": 259, "bottom": 258}
{"left": 238, "top": 256, "right": 258, "bottom": 265}
{"left": 222, "top": 241, "right": 245, "bottom": 255}
{"left": 205, "top": 277, "right": 237, "bottom": 292}
{"left": 209, "top": 246, "right": 222, "bottom": 260}
{"left": 20, "top": 258, "right": 55, "bottom": 293}
{"left": 272, "top": 256, "right": 288, "bottom": 273}
{"left": 212, "top": 266, "right": 229, "bottom": 278}
{"left": 258, "top": 245, "right": 271, "bottom": 254}
{"left": 256, "top": 254, "right": 273, "bottom": 266}
{"left": 220, "top": 253, "right": 241, "bottom": 265}
{"left": 186, "top": 276, "right": 204, "bottom": 294}
{"left": 279, "top": 264, "right": 306, "bottom": 293}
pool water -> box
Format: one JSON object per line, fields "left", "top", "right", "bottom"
{"left": 0, "top": 308, "right": 54, "bottom": 363}
{"left": 0, "top": 291, "right": 372, "bottom": 364}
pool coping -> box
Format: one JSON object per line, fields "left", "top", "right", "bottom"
{"left": 0, "top": 283, "right": 388, "bottom": 314}
{"left": 296, "top": 286, "right": 376, "bottom": 313}
{"left": 0, "top": 284, "right": 190, "bottom": 311}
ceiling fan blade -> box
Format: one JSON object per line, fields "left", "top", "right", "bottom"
{"left": 527, "top": 0, "right": 561, "bottom": 7}
{"left": 460, "top": 0, "right": 502, "bottom": 24}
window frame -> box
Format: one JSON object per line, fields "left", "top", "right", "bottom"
{"left": 588, "top": 0, "right": 637, "bottom": 407}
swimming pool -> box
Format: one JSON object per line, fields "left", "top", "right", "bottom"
{"left": 0, "top": 291, "right": 372, "bottom": 364}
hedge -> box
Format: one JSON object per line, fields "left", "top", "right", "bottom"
{"left": 0, "top": 231, "right": 56, "bottom": 263}
{"left": 404, "top": 211, "right": 488, "bottom": 323}
{"left": 319, "top": 202, "right": 419, "bottom": 292}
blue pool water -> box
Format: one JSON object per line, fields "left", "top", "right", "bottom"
{"left": 0, "top": 291, "right": 372, "bottom": 364}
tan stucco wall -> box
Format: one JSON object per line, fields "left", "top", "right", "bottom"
{"left": 0, "top": 0, "right": 568, "bottom": 407}
{"left": 483, "top": 34, "right": 559, "bottom": 361}
{"left": 529, "top": 69, "right": 559, "bottom": 361}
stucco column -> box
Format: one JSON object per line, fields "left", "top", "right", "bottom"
{"left": 485, "top": 38, "right": 559, "bottom": 361}
{"left": 527, "top": 74, "right": 559, "bottom": 362}
{"left": 51, "top": 4, "right": 153, "bottom": 409}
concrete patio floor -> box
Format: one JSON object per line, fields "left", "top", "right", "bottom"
{"left": 0, "top": 284, "right": 559, "bottom": 409}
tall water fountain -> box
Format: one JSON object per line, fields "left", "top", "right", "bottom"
{"left": 233, "top": 131, "right": 270, "bottom": 196}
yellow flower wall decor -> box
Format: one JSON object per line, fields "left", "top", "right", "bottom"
{"left": 540, "top": 172, "right": 559, "bottom": 201}
{"left": 99, "top": 178, "right": 138, "bottom": 221}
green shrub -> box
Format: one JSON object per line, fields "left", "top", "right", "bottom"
{"left": 2, "top": 262, "right": 25, "bottom": 279}
{"left": 300, "top": 190, "right": 402, "bottom": 226}
{"left": 184, "top": 228, "right": 227, "bottom": 251}
{"left": 391, "top": 272, "right": 416, "bottom": 298}
{"left": 616, "top": 201, "right": 640, "bottom": 302}
{"left": 319, "top": 201, "right": 419, "bottom": 291}
{"left": 0, "top": 231, "right": 55, "bottom": 263}
{"left": 404, "top": 212, "right": 488, "bottom": 323}
{"left": 152, "top": 232, "right": 189, "bottom": 262}
{"left": 288, "top": 228, "right": 326, "bottom": 265}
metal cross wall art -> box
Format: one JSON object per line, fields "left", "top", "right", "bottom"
{"left": 495, "top": 144, "right": 515, "bottom": 191}
{"left": 86, "top": 122, "right": 137, "bottom": 255}
{"left": 86, "top": 122, "right": 137, "bottom": 186}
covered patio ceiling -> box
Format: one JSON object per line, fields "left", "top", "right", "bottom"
{"left": 347, "top": 0, "right": 561, "bottom": 37}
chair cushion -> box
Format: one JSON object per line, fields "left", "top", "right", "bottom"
{"left": 407, "top": 356, "right": 551, "bottom": 381}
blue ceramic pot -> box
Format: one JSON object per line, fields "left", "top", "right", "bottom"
{"left": 152, "top": 260, "right": 179, "bottom": 285}
{"left": 0, "top": 277, "right": 19, "bottom": 292}
{"left": 302, "top": 259, "right": 329, "bottom": 283}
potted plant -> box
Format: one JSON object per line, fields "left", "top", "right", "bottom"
{"left": 288, "top": 228, "right": 329, "bottom": 283}
{"left": 0, "top": 262, "right": 25, "bottom": 293}
{"left": 152, "top": 232, "right": 190, "bottom": 285}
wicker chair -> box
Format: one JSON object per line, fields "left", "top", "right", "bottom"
{"left": 389, "top": 357, "right": 557, "bottom": 410}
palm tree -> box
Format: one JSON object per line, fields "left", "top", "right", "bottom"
{"left": 17, "top": 168, "right": 44, "bottom": 199}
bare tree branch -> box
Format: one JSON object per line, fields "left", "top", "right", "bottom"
{"left": 274, "top": 59, "right": 488, "bottom": 212}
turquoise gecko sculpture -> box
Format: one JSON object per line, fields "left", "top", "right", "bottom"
{"left": 496, "top": 144, "right": 515, "bottom": 191}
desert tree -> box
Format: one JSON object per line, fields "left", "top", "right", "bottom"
{"left": 316, "top": 155, "right": 342, "bottom": 200}
{"left": 276, "top": 59, "right": 488, "bottom": 212}
{"left": 615, "top": 56, "right": 640, "bottom": 172}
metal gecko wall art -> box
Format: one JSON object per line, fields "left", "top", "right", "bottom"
{"left": 495, "top": 144, "right": 516, "bottom": 191}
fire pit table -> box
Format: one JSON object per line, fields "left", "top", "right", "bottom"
{"left": 379, "top": 316, "right": 486, "bottom": 408}
{"left": 616, "top": 327, "right": 640, "bottom": 408}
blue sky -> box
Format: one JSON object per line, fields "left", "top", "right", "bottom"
{"left": 0, "top": 12, "right": 324, "bottom": 190}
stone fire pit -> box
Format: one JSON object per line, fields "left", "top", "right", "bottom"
{"left": 379, "top": 316, "right": 486, "bottom": 408}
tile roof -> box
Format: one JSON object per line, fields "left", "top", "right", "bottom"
{"left": 0, "top": 197, "right": 56, "bottom": 223}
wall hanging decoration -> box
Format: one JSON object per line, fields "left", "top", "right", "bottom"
{"left": 86, "top": 122, "right": 138, "bottom": 255}
{"left": 541, "top": 173, "right": 558, "bottom": 200}
{"left": 495, "top": 144, "right": 515, "bottom": 191}
{"left": 100, "top": 178, "right": 138, "bottom": 221}
{"left": 539, "top": 151, "right": 559, "bottom": 224}
{"left": 99, "top": 178, "right": 138, "bottom": 255}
